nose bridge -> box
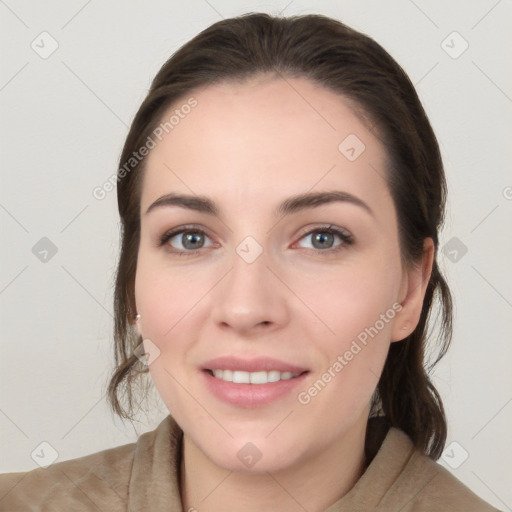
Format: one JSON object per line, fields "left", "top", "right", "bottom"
{"left": 211, "top": 238, "right": 288, "bottom": 333}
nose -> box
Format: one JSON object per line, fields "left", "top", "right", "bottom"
{"left": 210, "top": 247, "right": 290, "bottom": 337}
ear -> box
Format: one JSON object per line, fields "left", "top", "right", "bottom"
{"left": 391, "top": 238, "right": 435, "bottom": 342}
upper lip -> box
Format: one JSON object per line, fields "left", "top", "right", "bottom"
{"left": 201, "top": 356, "right": 309, "bottom": 374}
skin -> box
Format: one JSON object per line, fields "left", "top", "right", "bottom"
{"left": 134, "top": 75, "right": 434, "bottom": 512}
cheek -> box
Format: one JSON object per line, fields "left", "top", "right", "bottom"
{"left": 133, "top": 255, "right": 218, "bottom": 404}
{"left": 134, "top": 256, "right": 206, "bottom": 339}
{"left": 291, "top": 255, "right": 401, "bottom": 400}
{"left": 292, "top": 286, "right": 396, "bottom": 426}
{"left": 294, "top": 254, "right": 401, "bottom": 345}
{"left": 134, "top": 258, "right": 200, "bottom": 417}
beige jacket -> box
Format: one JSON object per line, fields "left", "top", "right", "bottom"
{"left": 0, "top": 415, "right": 501, "bottom": 511}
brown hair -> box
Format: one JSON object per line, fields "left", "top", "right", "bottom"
{"left": 107, "top": 12, "right": 452, "bottom": 460}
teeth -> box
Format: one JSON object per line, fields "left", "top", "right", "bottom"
{"left": 210, "top": 369, "right": 300, "bottom": 384}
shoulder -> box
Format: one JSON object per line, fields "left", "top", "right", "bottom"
{"left": 387, "top": 430, "right": 501, "bottom": 511}
{"left": 0, "top": 439, "right": 137, "bottom": 512}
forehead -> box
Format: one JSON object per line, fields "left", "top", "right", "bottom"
{"left": 141, "top": 76, "right": 391, "bottom": 216}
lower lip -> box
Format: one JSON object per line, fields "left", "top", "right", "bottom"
{"left": 202, "top": 370, "right": 309, "bottom": 408}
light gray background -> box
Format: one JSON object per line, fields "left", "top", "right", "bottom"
{"left": 1, "top": 0, "right": 511, "bottom": 509}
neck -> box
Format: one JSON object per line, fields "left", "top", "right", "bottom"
{"left": 179, "top": 414, "right": 368, "bottom": 512}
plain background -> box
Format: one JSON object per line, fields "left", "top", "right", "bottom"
{"left": 1, "top": 0, "right": 511, "bottom": 509}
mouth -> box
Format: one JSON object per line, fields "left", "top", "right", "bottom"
{"left": 200, "top": 357, "right": 310, "bottom": 407}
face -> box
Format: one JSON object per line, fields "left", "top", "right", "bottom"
{"left": 134, "top": 76, "right": 425, "bottom": 474}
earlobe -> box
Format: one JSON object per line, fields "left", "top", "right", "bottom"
{"left": 134, "top": 313, "right": 142, "bottom": 336}
{"left": 391, "top": 238, "right": 435, "bottom": 342}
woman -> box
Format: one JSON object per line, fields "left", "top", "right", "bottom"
{"left": 0, "top": 12, "right": 501, "bottom": 512}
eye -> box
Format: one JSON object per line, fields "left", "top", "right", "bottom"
{"left": 159, "top": 224, "right": 354, "bottom": 256}
{"left": 160, "top": 226, "right": 215, "bottom": 254}
{"left": 295, "top": 225, "right": 353, "bottom": 252}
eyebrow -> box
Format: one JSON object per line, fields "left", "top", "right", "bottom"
{"left": 145, "top": 190, "right": 374, "bottom": 218}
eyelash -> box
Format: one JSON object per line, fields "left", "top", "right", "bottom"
{"left": 158, "top": 224, "right": 354, "bottom": 257}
